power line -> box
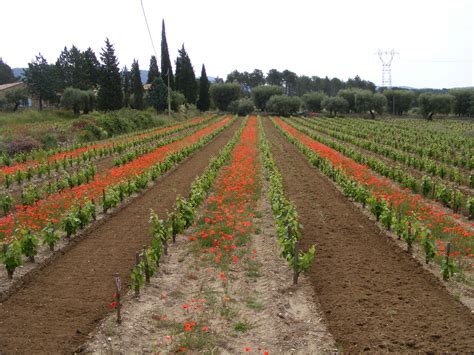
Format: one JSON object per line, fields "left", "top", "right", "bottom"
{"left": 140, "top": 0, "right": 158, "bottom": 58}
{"left": 402, "top": 59, "right": 473, "bottom": 63}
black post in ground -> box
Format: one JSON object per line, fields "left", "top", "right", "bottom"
{"left": 114, "top": 273, "right": 122, "bottom": 324}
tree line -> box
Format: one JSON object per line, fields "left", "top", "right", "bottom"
{"left": 210, "top": 69, "right": 474, "bottom": 119}
{"left": 2, "top": 24, "right": 474, "bottom": 119}
{"left": 0, "top": 20, "right": 210, "bottom": 114}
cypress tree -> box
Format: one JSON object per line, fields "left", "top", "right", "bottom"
{"left": 130, "top": 60, "right": 144, "bottom": 110}
{"left": 175, "top": 44, "right": 197, "bottom": 104}
{"left": 160, "top": 20, "right": 174, "bottom": 90}
{"left": 147, "top": 55, "right": 160, "bottom": 84}
{"left": 97, "top": 38, "right": 123, "bottom": 111}
{"left": 122, "top": 66, "right": 131, "bottom": 107}
{"left": 148, "top": 76, "right": 168, "bottom": 112}
{"left": 197, "top": 64, "right": 210, "bottom": 111}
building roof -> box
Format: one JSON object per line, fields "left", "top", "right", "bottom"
{"left": 0, "top": 82, "right": 25, "bottom": 91}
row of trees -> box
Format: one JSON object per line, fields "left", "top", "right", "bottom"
{"left": 2, "top": 20, "right": 211, "bottom": 114}
{"left": 224, "top": 69, "right": 376, "bottom": 97}
{"left": 208, "top": 81, "right": 474, "bottom": 119}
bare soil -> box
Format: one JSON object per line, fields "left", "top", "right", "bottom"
{"left": 290, "top": 118, "right": 474, "bottom": 220}
{"left": 0, "top": 119, "right": 241, "bottom": 354}
{"left": 85, "top": 153, "right": 335, "bottom": 354}
{"left": 263, "top": 118, "right": 474, "bottom": 353}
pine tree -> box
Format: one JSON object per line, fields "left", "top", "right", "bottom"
{"left": 55, "top": 45, "right": 89, "bottom": 90}
{"left": 82, "top": 47, "right": 100, "bottom": 89}
{"left": 175, "top": 44, "right": 197, "bottom": 104}
{"left": 147, "top": 55, "right": 160, "bottom": 84}
{"left": 197, "top": 64, "right": 210, "bottom": 111}
{"left": 130, "top": 60, "right": 144, "bottom": 110}
{"left": 160, "top": 19, "right": 174, "bottom": 90}
{"left": 0, "top": 58, "right": 16, "bottom": 84}
{"left": 121, "top": 66, "right": 131, "bottom": 107}
{"left": 23, "top": 53, "right": 60, "bottom": 110}
{"left": 97, "top": 38, "right": 123, "bottom": 111}
{"left": 148, "top": 76, "right": 168, "bottom": 112}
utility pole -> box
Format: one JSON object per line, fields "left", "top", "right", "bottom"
{"left": 167, "top": 68, "right": 171, "bottom": 117}
{"left": 375, "top": 49, "right": 398, "bottom": 88}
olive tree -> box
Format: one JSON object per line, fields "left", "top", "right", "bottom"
{"left": 209, "top": 83, "right": 241, "bottom": 111}
{"left": 302, "top": 91, "right": 327, "bottom": 112}
{"left": 322, "top": 96, "right": 349, "bottom": 116}
{"left": 266, "top": 95, "right": 301, "bottom": 116}
{"left": 418, "top": 93, "right": 454, "bottom": 120}
{"left": 251, "top": 85, "right": 283, "bottom": 110}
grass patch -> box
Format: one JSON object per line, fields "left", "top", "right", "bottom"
{"left": 233, "top": 320, "right": 254, "bottom": 332}
{"left": 245, "top": 296, "right": 264, "bottom": 311}
{"left": 245, "top": 258, "right": 262, "bottom": 279}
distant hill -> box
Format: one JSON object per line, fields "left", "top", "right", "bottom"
{"left": 13, "top": 68, "right": 25, "bottom": 79}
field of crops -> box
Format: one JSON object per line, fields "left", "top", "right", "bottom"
{"left": 0, "top": 115, "right": 473, "bottom": 353}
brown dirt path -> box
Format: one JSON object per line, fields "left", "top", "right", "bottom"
{"left": 0, "top": 119, "right": 242, "bottom": 354}
{"left": 263, "top": 118, "right": 474, "bottom": 353}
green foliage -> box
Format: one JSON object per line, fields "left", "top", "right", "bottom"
{"left": 61, "top": 210, "right": 81, "bottom": 238}
{"left": 55, "top": 45, "right": 100, "bottom": 90}
{"left": 1, "top": 241, "right": 23, "bottom": 278}
{"left": 97, "top": 38, "right": 123, "bottom": 111}
{"left": 0, "top": 58, "right": 16, "bottom": 84}
{"left": 228, "top": 98, "right": 255, "bottom": 116}
{"left": 337, "top": 89, "right": 357, "bottom": 112}
{"left": 441, "top": 249, "right": 456, "bottom": 281}
{"left": 161, "top": 20, "right": 174, "bottom": 90}
{"left": 251, "top": 85, "right": 284, "bottom": 111}
{"left": 60, "top": 87, "right": 88, "bottom": 114}
{"left": 5, "top": 88, "right": 28, "bottom": 111}
{"left": 130, "top": 262, "right": 145, "bottom": 293}
{"left": 382, "top": 90, "right": 415, "bottom": 115}
{"left": 420, "top": 228, "right": 435, "bottom": 264}
{"left": 150, "top": 209, "right": 168, "bottom": 263}
{"left": 147, "top": 76, "right": 168, "bottom": 112}
{"left": 302, "top": 91, "right": 327, "bottom": 112}
{"left": 19, "top": 228, "right": 39, "bottom": 262}
{"left": 175, "top": 44, "right": 197, "bottom": 104}
{"left": 0, "top": 193, "right": 13, "bottom": 215}
{"left": 197, "top": 64, "right": 210, "bottom": 111}
{"left": 121, "top": 66, "right": 131, "bottom": 108}
{"left": 448, "top": 88, "right": 474, "bottom": 116}
{"left": 23, "top": 53, "right": 60, "bottom": 110}
{"left": 210, "top": 83, "right": 241, "bottom": 111}
{"left": 41, "top": 223, "right": 60, "bottom": 251}
{"left": 259, "top": 118, "right": 315, "bottom": 277}
{"left": 418, "top": 93, "right": 454, "bottom": 120}
{"left": 170, "top": 90, "right": 186, "bottom": 111}
{"left": 321, "top": 96, "right": 349, "bottom": 116}
{"left": 130, "top": 60, "right": 144, "bottom": 110}
{"left": 147, "top": 55, "right": 160, "bottom": 84}
{"left": 372, "top": 93, "right": 388, "bottom": 114}
{"left": 266, "top": 95, "right": 301, "bottom": 116}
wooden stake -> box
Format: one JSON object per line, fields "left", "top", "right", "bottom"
{"left": 114, "top": 273, "right": 122, "bottom": 324}
{"left": 293, "top": 240, "right": 300, "bottom": 285}
{"left": 134, "top": 251, "right": 141, "bottom": 298}
{"left": 143, "top": 246, "right": 150, "bottom": 284}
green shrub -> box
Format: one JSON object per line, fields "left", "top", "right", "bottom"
{"left": 210, "top": 83, "right": 241, "bottom": 111}
{"left": 266, "top": 95, "right": 301, "bottom": 116}
{"left": 252, "top": 85, "right": 284, "bottom": 110}
{"left": 228, "top": 98, "right": 255, "bottom": 116}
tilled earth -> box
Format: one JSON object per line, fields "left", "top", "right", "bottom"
{"left": 263, "top": 118, "right": 474, "bottom": 353}
{"left": 0, "top": 119, "right": 242, "bottom": 354}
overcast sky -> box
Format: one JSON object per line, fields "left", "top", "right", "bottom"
{"left": 1, "top": 0, "right": 473, "bottom": 88}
